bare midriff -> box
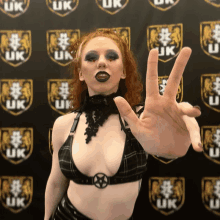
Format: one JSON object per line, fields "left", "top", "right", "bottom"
{"left": 67, "top": 179, "right": 140, "bottom": 220}
{"left": 64, "top": 113, "right": 143, "bottom": 220}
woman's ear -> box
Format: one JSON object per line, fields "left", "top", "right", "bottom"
{"left": 79, "top": 70, "right": 84, "bottom": 81}
{"left": 121, "top": 70, "right": 126, "bottom": 79}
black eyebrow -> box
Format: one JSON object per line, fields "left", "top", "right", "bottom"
{"left": 86, "top": 49, "right": 118, "bottom": 54}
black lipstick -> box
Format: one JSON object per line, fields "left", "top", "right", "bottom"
{"left": 95, "top": 71, "right": 110, "bottom": 82}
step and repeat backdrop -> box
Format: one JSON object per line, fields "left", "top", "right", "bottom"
{"left": 0, "top": 0, "right": 220, "bottom": 219}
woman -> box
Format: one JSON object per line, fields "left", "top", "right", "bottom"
{"left": 45, "top": 29, "right": 202, "bottom": 220}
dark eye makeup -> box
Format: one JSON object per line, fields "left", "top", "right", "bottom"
{"left": 84, "top": 50, "right": 119, "bottom": 62}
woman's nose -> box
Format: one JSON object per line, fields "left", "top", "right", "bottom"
{"left": 97, "top": 56, "right": 107, "bottom": 67}
{"left": 98, "top": 62, "right": 106, "bottom": 68}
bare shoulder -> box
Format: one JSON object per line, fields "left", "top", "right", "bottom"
{"left": 52, "top": 111, "right": 78, "bottom": 147}
{"left": 55, "top": 111, "right": 77, "bottom": 125}
{"left": 48, "top": 111, "right": 78, "bottom": 187}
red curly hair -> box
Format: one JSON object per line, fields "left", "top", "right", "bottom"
{"left": 67, "top": 28, "right": 144, "bottom": 112}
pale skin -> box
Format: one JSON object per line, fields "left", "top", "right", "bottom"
{"left": 62, "top": 37, "right": 141, "bottom": 220}
{"left": 78, "top": 37, "right": 126, "bottom": 96}
{"left": 79, "top": 36, "right": 202, "bottom": 157}
{"left": 113, "top": 48, "right": 203, "bottom": 158}
{"left": 78, "top": 37, "right": 202, "bottom": 157}
{"left": 48, "top": 37, "right": 202, "bottom": 220}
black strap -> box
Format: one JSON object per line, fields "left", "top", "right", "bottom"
{"left": 137, "top": 105, "right": 144, "bottom": 115}
{"left": 70, "top": 104, "right": 144, "bottom": 134}
{"left": 70, "top": 111, "right": 82, "bottom": 133}
{"left": 71, "top": 172, "right": 145, "bottom": 189}
{"left": 67, "top": 105, "right": 147, "bottom": 189}
{"left": 70, "top": 110, "right": 128, "bottom": 134}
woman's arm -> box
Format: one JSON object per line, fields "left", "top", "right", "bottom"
{"left": 44, "top": 116, "right": 70, "bottom": 220}
{"left": 44, "top": 180, "right": 69, "bottom": 220}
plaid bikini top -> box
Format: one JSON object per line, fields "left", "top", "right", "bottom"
{"left": 58, "top": 104, "right": 148, "bottom": 189}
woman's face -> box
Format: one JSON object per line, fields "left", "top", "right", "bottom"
{"left": 79, "top": 37, "right": 126, "bottom": 96}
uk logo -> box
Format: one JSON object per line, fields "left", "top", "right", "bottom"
{"left": 0, "top": 0, "right": 30, "bottom": 18}
{"left": 0, "top": 79, "right": 33, "bottom": 115}
{"left": 200, "top": 21, "right": 220, "bottom": 60}
{"left": 0, "top": 176, "right": 33, "bottom": 213}
{"left": 201, "top": 125, "right": 220, "bottom": 164}
{"left": 0, "top": 128, "right": 33, "bottom": 164}
{"left": 202, "top": 177, "right": 220, "bottom": 215}
{"left": 46, "top": 0, "right": 79, "bottom": 17}
{"left": 147, "top": 24, "right": 183, "bottom": 62}
{"left": 148, "top": 0, "right": 180, "bottom": 11}
{"left": 96, "top": 0, "right": 129, "bottom": 15}
{"left": 46, "top": 29, "right": 80, "bottom": 66}
{"left": 48, "top": 79, "right": 72, "bottom": 114}
{"left": 149, "top": 177, "right": 185, "bottom": 215}
{"left": 0, "top": 30, "right": 32, "bottom": 67}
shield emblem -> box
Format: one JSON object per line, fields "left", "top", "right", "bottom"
{"left": 0, "top": 128, "right": 33, "bottom": 164}
{"left": 48, "top": 79, "right": 72, "bottom": 114}
{"left": 200, "top": 21, "right": 220, "bottom": 60}
{"left": 96, "top": 0, "right": 129, "bottom": 15}
{"left": 0, "top": 176, "right": 33, "bottom": 213}
{"left": 0, "top": 0, "right": 30, "bottom": 18}
{"left": 158, "top": 75, "right": 183, "bottom": 100}
{"left": 46, "top": 0, "right": 79, "bottom": 17}
{"left": 201, "top": 125, "right": 220, "bottom": 165}
{"left": 202, "top": 177, "right": 220, "bottom": 215}
{"left": 0, "top": 30, "right": 32, "bottom": 67}
{"left": 149, "top": 177, "right": 185, "bottom": 215}
{"left": 201, "top": 74, "right": 220, "bottom": 113}
{"left": 46, "top": 29, "right": 80, "bottom": 66}
{"left": 148, "top": 0, "right": 180, "bottom": 11}
{"left": 0, "top": 79, "right": 33, "bottom": 116}
{"left": 147, "top": 24, "right": 183, "bottom": 62}
{"left": 204, "top": 0, "right": 220, "bottom": 7}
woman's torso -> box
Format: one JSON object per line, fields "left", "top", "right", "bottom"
{"left": 61, "top": 111, "right": 143, "bottom": 220}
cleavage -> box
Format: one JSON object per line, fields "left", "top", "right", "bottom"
{"left": 71, "top": 114, "right": 127, "bottom": 177}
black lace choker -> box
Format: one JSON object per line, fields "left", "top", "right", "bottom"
{"left": 80, "top": 88, "right": 122, "bottom": 144}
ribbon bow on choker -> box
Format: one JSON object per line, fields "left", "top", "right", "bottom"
{"left": 80, "top": 88, "right": 122, "bottom": 144}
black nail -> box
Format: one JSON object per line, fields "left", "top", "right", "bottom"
{"left": 194, "top": 105, "right": 201, "bottom": 111}
{"left": 198, "top": 142, "right": 203, "bottom": 150}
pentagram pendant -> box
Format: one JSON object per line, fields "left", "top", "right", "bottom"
{"left": 93, "top": 173, "right": 109, "bottom": 189}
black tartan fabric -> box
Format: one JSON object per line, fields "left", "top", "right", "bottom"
{"left": 58, "top": 104, "right": 148, "bottom": 186}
